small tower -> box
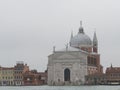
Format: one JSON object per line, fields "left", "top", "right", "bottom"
{"left": 70, "top": 31, "right": 73, "bottom": 46}
{"left": 53, "top": 46, "right": 56, "bottom": 53}
{"left": 111, "top": 63, "right": 113, "bottom": 68}
{"left": 70, "top": 31, "right": 73, "bottom": 40}
{"left": 93, "top": 31, "right": 98, "bottom": 53}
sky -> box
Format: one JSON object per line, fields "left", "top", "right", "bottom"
{"left": 0, "top": 0, "right": 120, "bottom": 72}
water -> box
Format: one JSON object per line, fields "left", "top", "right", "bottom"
{"left": 0, "top": 86, "right": 120, "bottom": 90}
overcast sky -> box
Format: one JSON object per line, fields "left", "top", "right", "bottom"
{"left": 0, "top": 0, "right": 120, "bottom": 72}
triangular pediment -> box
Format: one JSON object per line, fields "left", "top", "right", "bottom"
{"left": 57, "top": 53, "right": 76, "bottom": 59}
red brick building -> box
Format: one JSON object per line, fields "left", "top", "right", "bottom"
{"left": 23, "top": 70, "right": 47, "bottom": 85}
{"left": 105, "top": 65, "right": 120, "bottom": 84}
{"left": 85, "top": 65, "right": 120, "bottom": 85}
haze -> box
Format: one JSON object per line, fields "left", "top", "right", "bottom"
{"left": 0, "top": 0, "right": 120, "bottom": 71}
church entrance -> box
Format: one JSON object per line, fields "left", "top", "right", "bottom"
{"left": 64, "top": 68, "right": 70, "bottom": 81}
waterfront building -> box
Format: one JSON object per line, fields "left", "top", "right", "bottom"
{"left": 105, "top": 65, "right": 120, "bottom": 84}
{"left": 23, "top": 70, "right": 47, "bottom": 85}
{"left": 85, "top": 73, "right": 106, "bottom": 85}
{"left": 85, "top": 65, "right": 120, "bottom": 85}
{"left": 0, "top": 62, "right": 47, "bottom": 86}
{"left": 14, "top": 61, "right": 29, "bottom": 86}
{"left": 0, "top": 67, "right": 14, "bottom": 86}
{"left": 47, "top": 21, "right": 103, "bottom": 85}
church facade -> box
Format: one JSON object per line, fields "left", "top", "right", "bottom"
{"left": 47, "top": 22, "right": 103, "bottom": 85}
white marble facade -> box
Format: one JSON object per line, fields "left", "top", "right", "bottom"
{"left": 47, "top": 22, "right": 101, "bottom": 85}
{"left": 47, "top": 47, "right": 88, "bottom": 85}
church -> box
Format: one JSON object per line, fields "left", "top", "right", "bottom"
{"left": 47, "top": 21, "right": 103, "bottom": 85}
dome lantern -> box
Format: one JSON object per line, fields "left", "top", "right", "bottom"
{"left": 70, "top": 22, "right": 92, "bottom": 48}
{"left": 79, "top": 21, "right": 84, "bottom": 34}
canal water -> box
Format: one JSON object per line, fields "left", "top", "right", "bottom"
{"left": 0, "top": 86, "right": 120, "bottom": 90}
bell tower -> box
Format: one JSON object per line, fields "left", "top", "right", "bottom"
{"left": 93, "top": 31, "right": 98, "bottom": 53}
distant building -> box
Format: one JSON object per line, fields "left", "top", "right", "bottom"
{"left": 105, "top": 65, "right": 120, "bottom": 84}
{"left": 0, "top": 67, "right": 14, "bottom": 86}
{"left": 85, "top": 65, "right": 120, "bottom": 85}
{"left": 23, "top": 70, "right": 47, "bottom": 85}
{"left": 48, "top": 21, "right": 103, "bottom": 85}
{"left": 14, "top": 61, "right": 29, "bottom": 86}
{"left": 0, "top": 62, "right": 47, "bottom": 86}
{"left": 85, "top": 73, "right": 106, "bottom": 85}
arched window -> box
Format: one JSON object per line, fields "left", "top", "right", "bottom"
{"left": 64, "top": 68, "right": 70, "bottom": 81}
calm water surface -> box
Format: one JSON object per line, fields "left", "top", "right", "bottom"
{"left": 0, "top": 86, "right": 120, "bottom": 90}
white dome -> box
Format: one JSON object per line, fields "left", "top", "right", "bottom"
{"left": 70, "top": 31, "right": 92, "bottom": 47}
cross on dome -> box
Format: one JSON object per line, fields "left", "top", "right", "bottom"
{"left": 80, "top": 21, "right": 82, "bottom": 27}
{"left": 79, "top": 21, "right": 84, "bottom": 34}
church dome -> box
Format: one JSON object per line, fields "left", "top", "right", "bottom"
{"left": 70, "top": 22, "right": 92, "bottom": 47}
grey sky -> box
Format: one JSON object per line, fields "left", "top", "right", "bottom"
{"left": 0, "top": 0, "right": 120, "bottom": 71}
